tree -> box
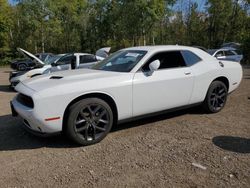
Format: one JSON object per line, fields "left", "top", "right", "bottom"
{"left": 206, "top": 0, "right": 234, "bottom": 48}
{"left": 186, "top": 2, "right": 208, "bottom": 47}
{"left": 0, "top": 0, "right": 12, "bottom": 61}
{"left": 1, "top": 0, "right": 249, "bottom": 65}
{"left": 49, "top": 0, "right": 88, "bottom": 52}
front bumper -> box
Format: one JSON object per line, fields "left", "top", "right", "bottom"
{"left": 9, "top": 71, "right": 19, "bottom": 81}
{"left": 11, "top": 98, "right": 62, "bottom": 135}
{"left": 22, "top": 119, "right": 60, "bottom": 137}
{"left": 9, "top": 71, "right": 23, "bottom": 89}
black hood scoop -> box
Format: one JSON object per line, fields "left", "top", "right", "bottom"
{"left": 50, "top": 76, "right": 63, "bottom": 79}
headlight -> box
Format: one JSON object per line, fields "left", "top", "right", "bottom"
{"left": 16, "top": 93, "right": 34, "bottom": 108}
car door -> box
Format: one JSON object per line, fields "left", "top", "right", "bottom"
{"left": 78, "top": 55, "right": 98, "bottom": 69}
{"left": 132, "top": 51, "right": 194, "bottom": 117}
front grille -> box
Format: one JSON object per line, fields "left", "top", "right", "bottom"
{"left": 16, "top": 93, "right": 34, "bottom": 108}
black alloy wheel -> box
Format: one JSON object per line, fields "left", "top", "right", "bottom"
{"left": 203, "top": 81, "right": 228, "bottom": 113}
{"left": 66, "top": 98, "right": 113, "bottom": 145}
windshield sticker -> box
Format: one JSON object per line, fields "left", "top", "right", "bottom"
{"left": 125, "top": 53, "right": 140, "bottom": 57}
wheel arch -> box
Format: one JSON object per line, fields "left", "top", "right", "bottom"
{"left": 18, "top": 63, "right": 28, "bottom": 69}
{"left": 62, "top": 92, "right": 118, "bottom": 132}
{"left": 211, "top": 76, "right": 229, "bottom": 91}
{"left": 19, "top": 62, "right": 28, "bottom": 66}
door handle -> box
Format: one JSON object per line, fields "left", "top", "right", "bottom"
{"left": 184, "top": 72, "right": 191, "bottom": 75}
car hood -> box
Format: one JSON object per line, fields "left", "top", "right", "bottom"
{"left": 21, "top": 68, "right": 122, "bottom": 92}
{"left": 17, "top": 48, "right": 45, "bottom": 65}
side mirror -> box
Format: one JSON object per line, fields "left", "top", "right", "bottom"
{"left": 144, "top": 60, "right": 160, "bottom": 76}
{"left": 149, "top": 60, "right": 160, "bottom": 72}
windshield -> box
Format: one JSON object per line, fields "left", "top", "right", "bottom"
{"left": 92, "top": 50, "right": 147, "bottom": 72}
{"left": 44, "top": 54, "right": 64, "bottom": 64}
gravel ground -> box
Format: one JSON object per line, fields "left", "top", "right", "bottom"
{"left": 0, "top": 67, "right": 249, "bottom": 188}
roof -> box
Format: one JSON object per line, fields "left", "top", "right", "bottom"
{"left": 123, "top": 45, "right": 216, "bottom": 62}
{"left": 74, "top": 53, "right": 92, "bottom": 56}
{"left": 124, "top": 45, "right": 203, "bottom": 52}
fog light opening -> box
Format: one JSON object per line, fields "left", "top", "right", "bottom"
{"left": 23, "top": 119, "right": 31, "bottom": 128}
{"left": 37, "top": 127, "right": 42, "bottom": 132}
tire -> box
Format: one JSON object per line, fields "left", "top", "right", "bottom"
{"left": 66, "top": 98, "right": 113, "bottom": 145}
{"left": 203, "top": 81, "right": 228, "bottom": 113}
{"left": 18, "top": 63, "right": 27, "bottom": 71}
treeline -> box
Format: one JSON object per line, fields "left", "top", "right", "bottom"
{"left": 0, "top": 0, "right": 249, "bottom": 64}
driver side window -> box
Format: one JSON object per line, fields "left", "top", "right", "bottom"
{"left": 215, "top": 51, "right": 224, "bottom": 57}
{"left": 142, "top": 51, "right": 186, "bottom": 71}
{"left": 57, "top": 55, "right": 74, "bottom": 65}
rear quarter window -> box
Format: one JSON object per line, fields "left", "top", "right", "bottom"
{"left": 181, "top": 50, "right": 202, "bottom": 66}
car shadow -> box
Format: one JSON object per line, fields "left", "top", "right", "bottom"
{"left": 212, "top": 136, "right": 250, "bottom": 154}
{"left": 0, "top": 107, "right": 205, "bottom": 151}
{"left": 0, "top": 85, "right": 16, "bottom": 93}
{"left": 112, "top": 106, "right": 203, "bottom": 132}
{"left": 0, "top": 115, "right": 77, "bottom": 151}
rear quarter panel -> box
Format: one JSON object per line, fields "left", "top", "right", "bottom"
{"left": 189, "top": 59, "right": 242, "bottom": 104}
{"left": 220, "top": 60, "right": 242, "bottom": 93}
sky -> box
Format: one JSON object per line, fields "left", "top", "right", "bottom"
{"left": 8, "top": 0, "right": 17, "bottom": 5}
{"left": 8, "top": 0, "right": 206, "bottom": 10}
{"left": 173, "top": 0, "right": 207, "bottom": 12}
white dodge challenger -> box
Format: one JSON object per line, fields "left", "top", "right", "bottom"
{"left": 11, "top": 46, "right": 242, "bottom": 145}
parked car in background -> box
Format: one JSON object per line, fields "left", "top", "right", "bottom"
{"left": 9, "top": 48, "right": 108, "bottom": 88}
{"left": 96, "top": 47, "right": 111, "bottom": 59}
{"left": 35, "top": 53, "right": 53, "bottom": 62}
{"left": 221, "top": 42, "right": 241, "bottom": 49}
{"left": 10, "top": 58, "right": 35, "bottom": 71}
{"left": 50, "top": 53, "right": 101, "bottom": 72}
{"left": 207, "top": 48, "right": 243, "bottom": 63}
{"left": 10, "top": 50, "right": 53, "bottom": 71}
{"left": 9, "top": 52, "right": 64, "bottom": 88}
{"left": 11, "top": 45, "right": 242, "bottom": 145}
